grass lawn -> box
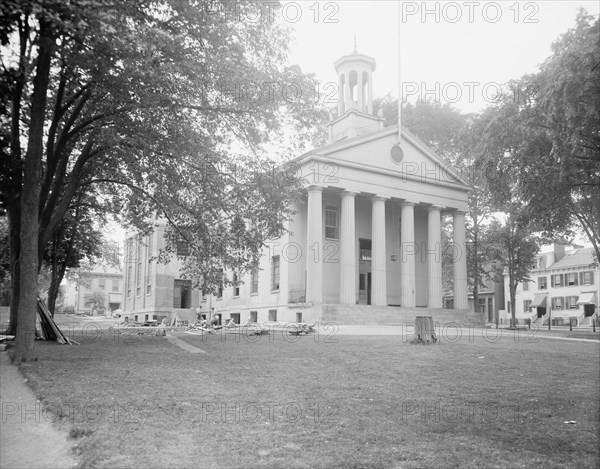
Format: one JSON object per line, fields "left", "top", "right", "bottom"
{"left": 16, "top": 327, "right": 600, "bottom": 469}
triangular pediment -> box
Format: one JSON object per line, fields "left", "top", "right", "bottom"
{"left": 296, "top": 125, "right": 470, "bottom": 191}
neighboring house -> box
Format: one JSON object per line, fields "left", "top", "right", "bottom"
{"left": 64, "top": 264, "right": 123, "bottom": 314}
{"left": 125, "top": 48, "right": 483, "bottom": 326}
{"left": 121, "top": 226, "right": 202, "bottom": 323}
{"left": 468, "top": 263, "right": 505, "bottom": 324}
{"left": 503, "top": 244, "right": 598, "bottom": 326}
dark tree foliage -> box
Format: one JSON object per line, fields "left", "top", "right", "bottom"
{"left": 0, "top": 0, "right": 326, "bottom": 361}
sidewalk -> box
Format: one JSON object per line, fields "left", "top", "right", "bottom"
{"left": 0, "top": 350, "right": 77, "bottom": 469}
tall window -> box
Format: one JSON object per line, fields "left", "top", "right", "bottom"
{"left": 176, "top": 239, "right": 190, "bottom": 256}
{"left": 478, "top": 298, "right": 487, "bottom": 315}
{"left": 268, "top": 309, "right": 277, "bottom": 321}
{"left": 566, "top": 296, "right": 579, "bottom": 309}
{"left": 325, "top": 207, "right": 339, "bottom": 239}
{"left": 538, "top": 277, "right": 547, "bottom": 290}
{"left": 523, "top": 300, "right": 532, "bottom": 312}
{"left": 359, "top": 238, "right": 372, "bottom": 260}
{"left": 146, "top": 237, "right": 153, "bottom": 294}
{"left": 127, "top": 266, "right": 132, "bottom": 299}
{"left": 522, "top": 281, "right": 529, "bottom": 291}
{"left": 232, "top": 272, "right": 240, "bottom": 297}
{"left": 146, "top": 261, "right": 152, "bottom": 295}
{"left": 250, "top": 269, "right": 259, "bottom": 294}
{"left": 271, "top": 256, "right": 280, "bottom": 291}
{"left": 112, "top": 279, "right": 120, "bottom": 292}
{"left": 581, "top": 271, "right": 594, "bottom": 285}
{"left": 566, "top": 273, "right": 578, "bottom": 286}
{"left": 136, "top": 260, "right": 142, "bottom": 296}
{"left": 551, "top": 274, "right": 563, "bottom": 287}
{"left": 217, "top": 269, "right": 223, "bottom": 299}
{"left": 551, "top": 297, "right": 564, "bottom": 310}
{"left": 98, "top": 278, "right": 106, "bottom": 290}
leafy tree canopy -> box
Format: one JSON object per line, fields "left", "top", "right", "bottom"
{"left": 0, "top": 0, "right": 326, "bottom": 356}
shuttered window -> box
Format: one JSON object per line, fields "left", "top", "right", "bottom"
{"left": 538, "top": 277, "right": 547, "bottom": 290}
{"left": 551, "top": 274, "right": 563, "bottom": 287}
{"left": 580, "top": 271, "right": 594, "bottom": 285}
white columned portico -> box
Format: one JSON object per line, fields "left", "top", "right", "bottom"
{"left": 339, "top": 191, "right": 357, "bottom": 304}
{"left": 306, "top": 186, "right": 324, "bottom": 304}
{"left": 453, "top": 210, "right": 468, "bottom": 309}
{"left": 427, "top": 206, "right": 443, "bottom": 308}
{"left": 401, "top": 201, "right": 416, "bottom": 307}
{"left": 371, "top": 196, "right": 387, "bottom": 306}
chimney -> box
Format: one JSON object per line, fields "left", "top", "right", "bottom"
{"left": 553, "top": 242, "right": 565, "bottom": 262}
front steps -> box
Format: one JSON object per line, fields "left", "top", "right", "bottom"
{"left": 316, "top": 304, "right": 484, "bottom": 325}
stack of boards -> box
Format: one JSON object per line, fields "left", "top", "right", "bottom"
{"left": 36, "top": 299, "right": 75, "bottom": 344}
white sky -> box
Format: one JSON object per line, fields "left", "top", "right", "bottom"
{"left": 285, "top": 1, "right": 599, "bottom": 112}
{"left": 107, "top": 1, "right": 599, "bottom": 247}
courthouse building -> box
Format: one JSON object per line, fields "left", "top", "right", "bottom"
{"left": 123, "top": 49, "right": 482, "bottom": 325}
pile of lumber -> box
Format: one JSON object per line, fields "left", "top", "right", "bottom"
{"left": 260, "top": 321, "right": 317, "bottom": 335}
{"left": 37, "top": 299, "right": 76, "bottom": 344}
{"left": 182, "top": 320, "right": 316, "bottom": 337}
{"left": 184, "top": 318, "right": 269, "bottom": 336}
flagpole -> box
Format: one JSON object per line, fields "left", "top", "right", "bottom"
{"left": 398, "top": 1, "right": 402, "bottom": 143}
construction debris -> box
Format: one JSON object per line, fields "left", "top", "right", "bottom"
{"left": 36, "top": 299, "right": 76, "bottom": 344}
{"left": 182, "top": 319, "right": 317, "bottom": 337}
{"left": 169, "top": 312, "right": 188, "bottom": 327}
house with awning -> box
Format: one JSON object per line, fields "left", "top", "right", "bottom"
{"left": 504, "top": 244, "right": 599, "bottom": 326}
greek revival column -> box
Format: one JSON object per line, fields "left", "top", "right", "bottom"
{"left": 371, "top": 196, "right": 387, "bottom": 306}
{"left": 427, "top": 206, "right": 443, "bottom": 308}
{"left": 306, "top": 186, "right": 324, "bottom": 304}
{"left": 339, "top": 191, "right": 357, "bottom": 304}
{"left": 401, "top": 201, "right": 416, "bottom": 307}
{"left": 453, "top": 210, "right": 468, "bottom": 309}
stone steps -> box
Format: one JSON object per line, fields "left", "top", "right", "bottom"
{"left": 318, "top": 304, "right": 484, "bottom": 325}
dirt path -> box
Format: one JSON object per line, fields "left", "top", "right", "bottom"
{"left": 0, "top": 351, "right": 77, "bottom": 469}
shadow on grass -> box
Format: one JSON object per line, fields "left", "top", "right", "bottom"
{"left": 15, "top": 330, "right": 600, "bottom": 469}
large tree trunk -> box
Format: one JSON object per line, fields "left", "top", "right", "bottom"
{"left": 12, "top": 20, "right": 55, "bottom": 364}
{"left": 509, "top": 284, "right": 517, "bottom": 330}
{"left": 47, "top": 254, "right": 67, "bottom": 317}
{"left": 472, "top": 227, "right": 479, "bottom": 314}
{"left": 5, "top": 12, "right": 27, "bottom": 337}
{"left": 47, "top": 261, "right": 59, "bottom": 317}
{"left": 5, "top": 203, "right": 20, "bottom": 335}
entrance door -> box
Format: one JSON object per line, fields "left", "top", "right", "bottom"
{"left": 358, "top": 239, "right": 372, "bottom": 305}
{"left": 537, "top": 307, "right": 546, "bottom": 318}
{"left": 359, "top": 265, "right": 371, "bottom": 305}
{"left": 584, "top": 304, "right": 595, "bottom": 317}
